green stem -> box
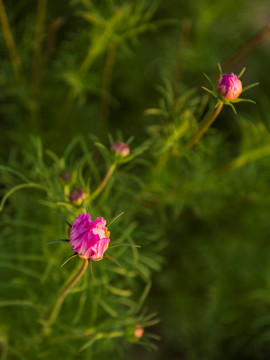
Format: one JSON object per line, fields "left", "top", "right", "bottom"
{"left": 0, "top": 0, "right": 21, "bottom": 81}
{"left": 44, "top": 259, "right": 88, "bottom": 330}
{"left": 91, "top": 163, "right": 116, "bottom": 201}
{"left": 184, "top": 102, "right": 223, "bottom": 150}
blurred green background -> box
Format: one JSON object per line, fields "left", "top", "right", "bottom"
{"left": 1, "top": 0, "right": 270, "bottom": 359}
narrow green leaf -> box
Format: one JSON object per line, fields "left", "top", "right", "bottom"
{"left": 238, "top": 67, "right": 246, "bottom": 79}
{"left": 217, "top": 63, "right": 223, "bottom": 76}
{"left": 47, "top": 239, "right": 70, "bottom": 245}
{"left": 107, "top": 284, "right": 132, "bottom": 297}
{"left": 231, "top": 98, "right": 256, "bottom": 104}
{"left": 241, "top": 82, "right": 259, "bottom": 93}
{"left": 55, "top": 212, "right": 72, "bottom": 227}
{"left": 89, "top": 259, "right": 94, "bottom": 278}
{"left": 63, "top": 136, "right": 82, "bottom": 160}
{"left": 203, "top": 73, "right": 215, "bottom": 89}
{"left": 83, "top": 200, "right": 89, "bottom": 214}
{"left": 0, "top": 262, "right": 41, "bottom": 279}
{"left": 60, "top": 253, "right": 78, "bottom": 268}
{"left": 98, "top": 298, "right": 119, "bottom": 318}
{"left": 0, "top": 165, "right": 30, "bottom": 183}
{"left": 201, "top": 86, "right": 216, "bottom": 98}
{"left": 0, "top": 300, "right": 37, "bottom": 309}
{"left": 107, "top": 212, "right": 125, "bottom": 227}
{"left": 79, "top": 336, "right": 100, "bottom": 352}
{"left": 104, "top": 254, "right": 122, "bottom": 268}
{"left": 0, "top": 183, "right": 47, "bottom": 212}
{"left": 133, "top": 282, "right": 152, "bottom": 314}
{"left": 109, "top": 243, "right": 141, "bottom": 248}
{"left": 144, "top": 108, "right": 168, "bottom": 116}
{"left": 228, "top": 102, "right": 237, "bottom": 115}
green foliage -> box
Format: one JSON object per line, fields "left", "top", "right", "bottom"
{"left": 1, "top": 0, "right": 270, "bottom": 359}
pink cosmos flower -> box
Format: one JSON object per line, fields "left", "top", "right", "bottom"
{"left": 217, "top": 73, "right": 242, "bottom": 100}
{"left": 69, "top": 213, "right": 110, "bottom": 260}
{"left": 111, "top": 141, "right": 130, "bottom": 157}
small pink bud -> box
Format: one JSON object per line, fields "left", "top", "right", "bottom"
{"left": 69, "top": 213, "right": 110, "bottom": 260}
{"left": 69, "top": 188, "right": 85, "bottom": 205}
{"left": 217, "top": 73, "right": 242, "bottom": 100}
{"left": 134, "top": 324, "right": 144, "bottom": 339}
{"left": 60, "top": 171, "right": 72, "bottom": 183}
{"left": 111, "top": 141, "right": 130, "bottom": 157}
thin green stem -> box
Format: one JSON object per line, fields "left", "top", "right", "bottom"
{"left": 44, "top": 259, "right": 88, "bottom": 330}
{"left": 90, "top": 163, "right": 116, "bottom": 201}
{"left": 0, "top": 0, "right": 21, "bottom": 81}
{"left": 184, "top": 102, "right": 223, "bottom": 150}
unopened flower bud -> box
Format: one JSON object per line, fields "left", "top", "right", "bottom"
{"left": 217, "top": 73, "right": 242, "bottom": 100}
{"left": 69, "top": 188, "right": 85, "bottom": 205}
{"left": 111, "top": 141, "right": 130, "bottom": 157}
{"left": 134, "top": 324, "right": 144, "bottom": 339}
{"left": 60, "top": 171, "right": 72, "bottom": 183}
{"left": 69, "top": 213, "right": 110, "bottom": 260}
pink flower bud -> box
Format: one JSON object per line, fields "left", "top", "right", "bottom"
{"left": 111, "top": 141, "right": 130, "bottom": 157}
{"left": 217, "top": 73, "right": 242, "bottom": 100}
{"left": 69, "top": 213, "right": 110, "bottom": 260}
{"left": 60, "top": 171, "right": 72, "bottom": 183}
{"left": 69, "top": 188, "right": 85, "bottom": 205}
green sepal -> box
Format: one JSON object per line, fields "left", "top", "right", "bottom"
{"left": 89, "top": 259, "right": 94, "bottom": 278}
{"left": 83, "top": 200, "right": 89, "bottom": 214}
{"left": 203, "top": 73, "right": 215, "bottom": 90}
{"left": 227, "top": 102, "right": 237, "bottom": 115}
{"left": 55, "top": 212, "right": 72, "bottom": 228}
{"left": 217, "top": 63, "right": 223, "bottom": 77}
{"left": 231, "top": 98, "right": 256, "bottom": 104}
{"left": 238, "top": 67, "right": 246, "bottom": 79}
{"left": 109, "top": 243, "right": 141, "bottom": 248}
{"left": 104, "top": 254, "right": 122, "bottom": 268}
{"left": 241, "top": 82, "right": 259, "bottom": 93}
{"left": 107, "top": 212, "right": 124, "bottom": 228}
{"left": 201, "top": 86, "right": 218, "bottom": 98}
{"left": 60, "top": 253, "right": 77, "bottom": 268}
{"left": 47, "top": 239, "right": 70, "bottom": 245}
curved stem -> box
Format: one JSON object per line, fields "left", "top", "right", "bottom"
{"left": 91, "top": 163, "right": 116, "bottom": 201}
{"left": 184, "top": 102, "right": 223, "bottom": 150}
{"left": 44, "top": 259, "right": 88, "bottom": 329}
